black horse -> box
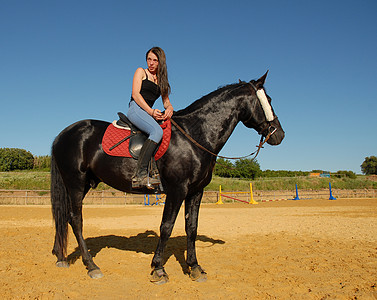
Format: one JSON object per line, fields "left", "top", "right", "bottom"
{"left": 51, "top": 72, "right": 285, "bottom": 283}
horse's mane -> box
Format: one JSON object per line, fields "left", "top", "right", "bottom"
{"left": 174, "top": 82, "right": 245, "bottom": 117}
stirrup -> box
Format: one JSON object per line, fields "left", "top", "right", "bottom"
{"left": 132, "top": 174, "right": 160, "bottom": 189}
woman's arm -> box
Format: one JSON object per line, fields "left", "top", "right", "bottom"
{"left": 162, "top": 95, "right": 174, "bottom": 120}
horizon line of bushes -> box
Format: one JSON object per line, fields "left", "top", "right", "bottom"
{"left": 0, "top": 148, "right": 50, "bottom": 171}
{"left": 1, "top": 148, "right": 375, "bottom": 179}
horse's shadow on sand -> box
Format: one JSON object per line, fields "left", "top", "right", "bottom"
{"left": 67, "top": 231, "right": 225, "bottom": 274}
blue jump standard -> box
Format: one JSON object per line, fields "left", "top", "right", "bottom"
{"left": 293, "top": 184, "right": 300, "bottom": 200}
{"left": 329, "top": 182, "right": 336, "bottom": 200}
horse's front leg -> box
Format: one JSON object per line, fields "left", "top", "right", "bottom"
{"left": 185, "top": 190, "right": 207, "bottom": 282}
{"left": 151, "top": 195, "right": 184, "bottom": 284}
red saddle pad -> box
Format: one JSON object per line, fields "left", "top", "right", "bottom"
{"left": 102, "top": 120, "right": 171, "bottom": 160}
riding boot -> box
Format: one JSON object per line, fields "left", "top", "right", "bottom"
{"left": 132, "top": 139, "right": 161, "bottom": 189}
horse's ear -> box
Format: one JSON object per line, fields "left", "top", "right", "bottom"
{"left": 238, "top": 79, "right": 242, "bottom": 83}
{"left": 254, "top": 70, "right": 269, "bottom": 89}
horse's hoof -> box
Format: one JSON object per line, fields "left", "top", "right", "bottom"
{"left": 150, "top": 268, "right": 169, "bottom": 285}
{"left": 190, "top": 265, "right": 207, "bottom": 282}
{"left": 56, "top": 261, "right": 69, "bottom": 268}
{"left": 88, "top": 268, "right": 104, "bottom": 279}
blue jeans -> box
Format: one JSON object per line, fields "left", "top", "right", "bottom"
{"left": 127, "top": 100, "right": 163, "bottom": 143}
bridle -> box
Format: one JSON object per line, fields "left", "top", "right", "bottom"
{"left": 169, "top": 81, "right": 278, "bottom": 161}
{"left": 247, "top": 81, "right": 278, "bottom": 141}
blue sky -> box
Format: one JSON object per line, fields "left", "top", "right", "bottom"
{"left": 1, "top": 0, "right": 376, "bottom": 174}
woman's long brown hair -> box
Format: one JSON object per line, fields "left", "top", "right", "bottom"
{"left": 146, "top": 47, "right": 171, "bottom": 98}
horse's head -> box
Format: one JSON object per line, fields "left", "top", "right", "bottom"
{"left": 241, "top": 71, "right": 285, "bottom": 145}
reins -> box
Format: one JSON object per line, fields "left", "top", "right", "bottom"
{"left": 170, "top": 118, "right": 276, "bottom": 161}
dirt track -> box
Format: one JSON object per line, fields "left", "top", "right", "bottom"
{"left": 0, "top": 198, "right": 376, "bottom": 299}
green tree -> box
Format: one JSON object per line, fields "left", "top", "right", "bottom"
{"left": 234, "top": 158, "right": 261, "bottom": 179}
{"left": 361, "top": 156, "right": 377, "bottom": 175}
{"left": 33, "top": 155, "right": 51, "bottom": 170}
{"left": 0, "top": 148, "right": 34, "bottom": 171}
{"left": 214, "top": 158, "right": 236, "bottom": 178}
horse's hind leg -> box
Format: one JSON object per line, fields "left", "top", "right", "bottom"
{"left": 68, "top": 186, "right": 103, "bottom": 279}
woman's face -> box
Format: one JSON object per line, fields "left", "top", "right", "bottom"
{"left": 147, "top": 51, "right": 159, "bottom": 74}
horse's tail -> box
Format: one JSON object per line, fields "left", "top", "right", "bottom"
{"left": 50, "top": 152, "right": 70, "bottom": 258}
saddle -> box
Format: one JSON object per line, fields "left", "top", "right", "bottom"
{"left": 102, "top": 112, "right": 171, "bottom": 160}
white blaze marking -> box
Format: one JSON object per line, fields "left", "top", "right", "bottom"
{"left": 256, "top": 89, "right": 274, "bottom": 121}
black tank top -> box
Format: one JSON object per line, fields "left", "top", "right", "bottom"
{"left": 131, "top": 69, "right": 161, "bottom": 108}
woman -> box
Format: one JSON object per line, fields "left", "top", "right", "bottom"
{"left": 127, "top": 47, "right": 174, "bottom": 189}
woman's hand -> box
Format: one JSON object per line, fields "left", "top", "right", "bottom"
{"left": 162, "top": 105, "right": 174, "bottom": 120}
{"left": 152, "top": 109, "right": 164, "bottom": 120}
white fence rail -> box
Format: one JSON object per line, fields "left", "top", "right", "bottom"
{"left": 0, "top": 189, "right": 376, "bottom": 205}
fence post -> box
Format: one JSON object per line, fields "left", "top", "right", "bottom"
{"left": 25, "top": 190, "right": 28, "bottom": 205}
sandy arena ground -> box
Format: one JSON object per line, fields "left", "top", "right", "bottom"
{"left": 0, "top": 198, "right": 376, "bottom": 299}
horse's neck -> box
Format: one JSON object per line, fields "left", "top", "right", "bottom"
{"left": 177, "top": 91, "right": 242, "bottom": 154}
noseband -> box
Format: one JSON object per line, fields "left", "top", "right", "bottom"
{"left": 256, "top": 118, "right": 278, "bottom": 138}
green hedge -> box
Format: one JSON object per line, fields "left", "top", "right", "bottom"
{"left": 0, "top": 148, "right": 51, "bottom": 171}
{"left": 0, "top": 148, "right": 34, "bottom": 171}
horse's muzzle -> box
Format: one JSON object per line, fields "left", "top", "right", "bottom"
{"left": 265, "top": 118, "right": 285, "bottom": 146}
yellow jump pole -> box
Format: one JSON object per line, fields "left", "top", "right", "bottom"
{"left": 216, "top": 185, "right": 224, "bottom": 205}
{"left": 249, "top": 182, "right": 258, "bottom": 205}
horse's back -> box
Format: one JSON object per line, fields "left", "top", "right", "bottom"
{"left": 53, "top": 119, "right": 108, "bottom": 145}
{"left": 52, "top": 119, "right": 110, "bottom": 167}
